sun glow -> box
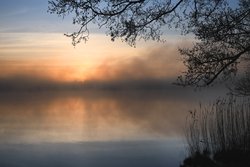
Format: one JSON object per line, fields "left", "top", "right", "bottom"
{"left": 0, "top": 33, "right": 139, "bottom": 81}
{"left": 0, "top": 32, "right": 186, "bottom": 83}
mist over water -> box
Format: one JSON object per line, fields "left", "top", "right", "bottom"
{"left": 0, "top": 87, "right": 227, "bottom": 167}
{"left": 0, "top": 32, "right": 230, "bottom": 166}
{"left": 0, "top": 89, "right": 192, "bottom": 143}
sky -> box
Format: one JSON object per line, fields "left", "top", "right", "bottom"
{"left": 0, "top": 2, "right": 233, "bottom": 166}
{"left": 0, "top": 0, "right": 192, "bottom": 90}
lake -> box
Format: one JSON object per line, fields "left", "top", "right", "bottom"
{"left": 0, "top": 87, "right": 226, "bottom": 167}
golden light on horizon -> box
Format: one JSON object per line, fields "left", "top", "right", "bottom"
{"left": 0, "top": 32, "right": 186, "bottom": 82}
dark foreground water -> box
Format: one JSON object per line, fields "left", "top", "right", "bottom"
{"left": 0, "top": 140, "right": 184, "bottom": 167}
{"left": 0, "top": 88, "right": 226, "bottom": 167}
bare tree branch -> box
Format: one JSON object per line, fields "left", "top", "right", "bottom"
{"left": 48, "top": 0, "right": 250, "bottom": 87}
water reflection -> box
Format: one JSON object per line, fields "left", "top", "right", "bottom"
{"left": 0, "top": 140, "right": 185, "bottom": 167}
{"left": 0, "top": 90, "right": 197, "bottom": 143}
{"left": 0, "top": 88, "right": 228, "bottom": 167}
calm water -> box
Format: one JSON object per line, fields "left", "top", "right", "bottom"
{"left": 0, "top": 88, "right": 225, "bottom": 167}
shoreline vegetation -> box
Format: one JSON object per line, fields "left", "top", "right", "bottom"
{"left": 181, "top": 97, "right": 250, "bottom": 167}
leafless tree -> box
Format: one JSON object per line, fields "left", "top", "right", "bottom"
{"left": 178, "top": 0, "right": 250, "bottom": 86}
{"left": 48, "top": 0, "right": 250, "bottom": 87}
{"left": 231, "top": 69, "right": 250, "bottom": 96}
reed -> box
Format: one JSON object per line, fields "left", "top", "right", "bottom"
{"left": 182, "top": 97, "right": 250, "bottom": 166}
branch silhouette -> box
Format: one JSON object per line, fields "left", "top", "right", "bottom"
{"left": 48, "top": 0, "right": 250, "bottom": 87}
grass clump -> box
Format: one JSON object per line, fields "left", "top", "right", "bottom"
{"left": 181, "top": 97, "right": 250, "bottom": 167}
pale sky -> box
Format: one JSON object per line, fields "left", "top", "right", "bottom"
{"left": 0, "top": 0, "right": 189, "bottom": 83}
